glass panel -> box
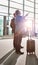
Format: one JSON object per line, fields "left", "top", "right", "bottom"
{"left": 35, "top": 24, "right": 38, "bottom": 34}
{"left": 11, "top": 0, "right": 23, "bottom": 4}
{"left": 0, "top": 6, "right": 8, "bottom": 13}
{"left": 0, "top": 16, "right": 3, "bottom": 36}
{"left": 35, "top": 19, "right": 38, "bottom": 24}
{"left": 0, "top": 27, "right": 3, "bottom": 36}
{"left": 0, "top": 0, "right": 8, "bottom": 6}
{"left": 36, "top": 3, "right": 38, "bottom": 9}
{"left": 25, "top": 0, "right": 34, "bottom": 8}
{"left": 8, "top": 17, "right": 12, "bottom": 35}
{"left": 24, "top": 11, "right": 34, "bottom": 19}
{"left": 35, "top": 14, "right": 38, "bottom": 19}
{"left": 10, "top": 2, "right": 23, "bottom": 10}
{"left": 24, "top": 6, "right": 34, "bottom": 13}
{"left": 0, "top": 0, "right": 38, "bottom": 37}
{"left": 25, "top": 0, "right": 35, "bottom": 36}
{"left": 35, "top": 9, "right": 38, "bottom": 14}
{"left": 0, "top": 13, "right": 8, "bottom": 16}
{"left": 26, "top": 0, "right": 34, "bottom": 2}
{"left": 36, "top": 0, "right": 38, "bottom": 3}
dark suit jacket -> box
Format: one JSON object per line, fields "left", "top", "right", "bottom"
{"left": 10, "top": 18, "right": 15, "bottom": 33}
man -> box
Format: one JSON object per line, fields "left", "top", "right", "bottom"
{"left": 10, "top": 10, "right": 29, "bottom": 54}
{"left": 14, "top": 10, "right": 24, "bottom": 54}
{"left": 10, "top": 10, "right": 24, "bottom": 54}
{"left": 14, "top": 10, "right": 29, "bottom": 54}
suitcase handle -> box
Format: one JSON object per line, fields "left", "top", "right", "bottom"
{"left": 28, "top": 32, "right": 31, "bottom": 40}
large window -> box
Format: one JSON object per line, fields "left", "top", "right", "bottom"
{"left": 24, "top": 0, "right": 38, "bottom": 37}
{"left": 0, "top": 0, "right": 38, "bottom": 37}
{"left": 0, "top": 16, "right": 3, "bottom": 36}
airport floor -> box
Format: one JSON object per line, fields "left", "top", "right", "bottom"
{"left": 0, "top": 37, "right": 38, "bottom": 65}
{"left": 3, "top": 51, "right": 38, "bottom": 65}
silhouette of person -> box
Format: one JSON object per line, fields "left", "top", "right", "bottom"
{"left": 10, "top": 10, "right": 29, "bottom": 54}
{"left": 10, "top": 13, "right": 16, "bottom": 33}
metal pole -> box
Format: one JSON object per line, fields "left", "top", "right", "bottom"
{"left": 23, "top": 0, "right": 24, "bottom": 16}
{"left": 8, "top": 0, "right": 10, "bottom": 23}
{"left": 7, "top": 0, "right": 10, "bottom": 35}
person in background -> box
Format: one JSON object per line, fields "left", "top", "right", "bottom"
{"left": 10, "top": 13, "right": 16, "bottom": 48}
{"left": 10, "top": 13, "right": 16, "bottom": 33}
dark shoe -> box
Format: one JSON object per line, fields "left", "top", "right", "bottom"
{"left": 16, "top": 51, "right": 24, "bottom": 54}
{"left": 15, "top": 50, "right": 19, "bottom": 53}
{"left": 20, "top": 46, "right": 24, "bottom": 48}
{"left": 16, "top": 51, "right": 20, "bottom": 54}
{"left": 15, "top": 50, "right": 20, "bottom": 54}
{"left": 19, "top": 51, "right": 24, "bottom": 54}
{"left": 21, "top": 46, "right": 24, "bottom": 48}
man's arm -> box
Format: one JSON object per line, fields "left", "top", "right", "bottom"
{"left": 24, "top": 13, "right": 29, "bottom": 18}
{"left": 10, "top": 18, "right": 15, "bottom": 28}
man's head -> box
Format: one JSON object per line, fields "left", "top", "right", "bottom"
{"left": 15, "top": 10, "right": 21, "bottom": 16}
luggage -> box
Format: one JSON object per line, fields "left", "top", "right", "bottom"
{"left": 27, "top": 39, "right": 35, "bottom": 54}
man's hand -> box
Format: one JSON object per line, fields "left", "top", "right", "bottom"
{"left": 25, "top": 13, "right": 29, "bottom": 17}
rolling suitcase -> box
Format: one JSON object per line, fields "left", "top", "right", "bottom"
{"left": 27, "top": 39, "right": 35, "bottom": 54}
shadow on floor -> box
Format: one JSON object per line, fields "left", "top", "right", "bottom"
{"left": 25, "top": 54, "right": 38, "bottom": 65}
{"left": 0, "top": 49, "right": 15, "bottom": 64}
{"left": 4, "top": 51, "right": 21, "bottom": 65}
{"left": 36, "top": 58, "right": 38, "bottom": 65}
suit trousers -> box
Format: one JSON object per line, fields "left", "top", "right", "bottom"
{"left": 13, "top": 32, "right": 22, "bottom": 52}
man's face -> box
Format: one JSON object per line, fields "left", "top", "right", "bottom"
{"left": 15, "top": 10, "right": 21, "bottom": 16}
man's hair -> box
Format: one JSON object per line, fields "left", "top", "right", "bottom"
{"left": 15, "top": 10, "right": 21, "bottom": 15}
